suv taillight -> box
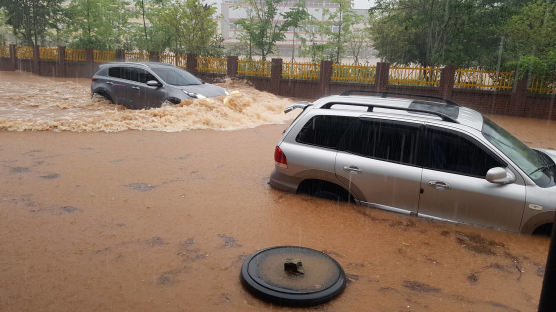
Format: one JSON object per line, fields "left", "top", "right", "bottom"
{"left": 274, "top": 146, "right": 287, "bottom": 168}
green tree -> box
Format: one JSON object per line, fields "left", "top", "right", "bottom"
{"left": 345, "top": 23, "right": 372, "bottom": 64}
{"left": 503, "top": 0, "right": 556, "bottom": 81}
{"left": 281, "top": 0, "right": 310, "bottom": 61}
{"left": 298, "top": 15, "right": 327, "bottom": 62}
{"left": 149, "top": 0, "right": 219, "bottom": 55}
{"left": 369, "top": 0, "right": 532, "bottom": 67}
{"left": 0, "top": 0, "right": 64, "bottom": 45}
{"left": 320, "top": 0, "right": 362, "bottom": 63}
{"left": 65, "top": 0, "right": 134, "bottom": 49}
{"left": 235, "top": 0, "right": 288, "bottom": 61}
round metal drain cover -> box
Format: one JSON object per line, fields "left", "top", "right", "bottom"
{"left": 240, "top": 246, "right": 346, "bottom": 306}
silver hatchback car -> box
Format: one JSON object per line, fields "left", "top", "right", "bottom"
{"left": 270, "top": 92, "right": 556, "bottom": 234}
{"left": 91, "top": 62, "right": 228, "bottom": 109}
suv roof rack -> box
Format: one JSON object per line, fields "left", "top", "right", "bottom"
{"left": 321, "top": 102, "right": 460, "bottom": 123}
{"left": 340, "top": 90, "right": 459, "bottom": 106}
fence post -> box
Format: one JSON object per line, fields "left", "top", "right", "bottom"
{"left": 375, "top": 62, "right": 390, "bottom": 91}
{"left": 85, "top": 48, "right": 94, "bottom": 77}
{"left": 440, "top": 65, "right": 456, "bottom": 100}
{"left": 227, "top": 56, "right": 238, "bottom": 78}
{"left": 32, "top": 45, "right": 40, "bottom": 75}
{"left": 510, "top": 77, "right": 528, "bottom": 116}
{"left": 271, "top": 58, "right": 282, "bottom": 94}
{"left": 57, "top": 46, "right": 66, "bottom": 77}
{"left": 149, "top": 51, "right": 159, "bottom": 62}
{"left": 115, "top": 49, "right": 125, "bottom": 61}
{"left": 319, "top": 60, "right": 333, "bottom": 96}
{"left": 187, "top": 53, "right": 197, "bottom": 73}
{"left": 9, "top": 44, "right": 17, "bottom": 71}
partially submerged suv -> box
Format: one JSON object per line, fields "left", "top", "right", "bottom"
{"left": 91, "top": 62, "right": 228, "bottom": 109}
{"left": 270, "top": 91, "right": 556, "bottom": 234}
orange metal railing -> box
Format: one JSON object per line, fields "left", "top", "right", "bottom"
{"left": 238, "top": 59, "right": 271, "bottom": 77}
{"left": 332, "top": 64, "right": 375, "bottom": 83}
{"left": 283, "top": 62, "right": 320, "bottom": 80}
{"left": 197, "top": 57, "right": 227, "bottom": 74}
{"left": 389, "top": 66, "right": 441, "bottom": 86}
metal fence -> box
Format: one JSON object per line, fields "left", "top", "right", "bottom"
{"left": 197, "top": 57, "right": 227, "bottom": 74}
{"left": 39, "top": 47, "right": 58, "bottom": 60}
{"left": 528, "top": 75, "right": 555, "bottom": 94}
{"left": 125, "top": 51, "right": 149, "bottom": 62}
{"left": 238, "top": 59, "right": 271, "bottom": 77}
{"left": 93, "top": 50, "right": 115, "bottom": 63}
{"left": 454, "top": 69, "right": 514, "bottom": 91}
{"left": 16, "top": 46, "right": 33, "bottom": 59}
{"left": 159, "top": 53, "right": 187, "bottom": 69}
{"left": 332, "top": 64, "right": 375, "bottom": 83}
{"left": 389, "top": 66, "right": 442, "bottom": 86}
{"left": 282, "top": 62, "right": 320, "bottom": 80}
{"left": 0, "top": 46, "right": 10, "bottom": 58}
{"left": 65, "top": 48, "right": 86, "bottom": 62}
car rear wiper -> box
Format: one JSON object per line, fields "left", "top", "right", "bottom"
{"left": 530, "top": 163, "right": 556, "bottom": 176}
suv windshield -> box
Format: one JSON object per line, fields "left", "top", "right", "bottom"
{"left": 482, "top": 117, "right": 555, "bottom": 187}
{"left": 151, "top": 67, "right": 202, "bottom": 86}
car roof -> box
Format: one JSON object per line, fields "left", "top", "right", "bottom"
{"left": 310, "top": 94, "right": 484, "bottom": 131}
{"left": 99, "top": 62, "right": 179, "bottom": 69}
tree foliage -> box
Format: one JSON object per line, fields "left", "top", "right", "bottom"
{"left": 235, "top": 0, "right": 289, "bottom": 61}
{"left": 148, "top": 0, "right": 220, "bottom": 55}
{"left": 281, "top": 0, "right": 310, "bottom": 61}
{"left": 0, "top": 0, "right": 64, "bottom": 45}
{"left": 65, "top": 0, "right": 134, "bottom": 49}
{"left": 369, "top": 0, "right": 532, "bottom": 67}
{"left": 503, "top": 0, "right": 556, "bottom": 81}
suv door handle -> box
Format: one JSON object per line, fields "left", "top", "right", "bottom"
{"left": 131, "top": 86, "right": 140, "bottom": 90}
{"left": 105, "top": 81, "right": 113, "bottom": 85}
{"left": 428, "top": 180, "right": 450, "bottom": 190}
{"left": 343, "top": 166, "right": 361, "bottom": 173}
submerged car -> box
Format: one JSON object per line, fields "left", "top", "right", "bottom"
{"left": 270, "top": 91, "right": 556, "bottom": 234}
{"left": 91, "top": 62, "right": 228, "bottom": 109}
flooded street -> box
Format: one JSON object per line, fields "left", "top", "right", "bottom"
{"left": 0, "top": 72, "right": 292, "bottom": 132}
{"left": 0, "top": 72, "right": 554, "bottom": 311}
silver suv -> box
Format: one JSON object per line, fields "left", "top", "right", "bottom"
{"left": 91, "top": 62, "right": 228, "bottom": 109}
{"left": 270, "top": 91, "right": 556, "bottom": 234}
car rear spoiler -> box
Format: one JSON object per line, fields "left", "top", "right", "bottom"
{"left": 284, "top": 101, "right": 312, "bottom": 113}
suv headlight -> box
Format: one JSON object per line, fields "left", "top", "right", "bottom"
{"left": 183, "top": 90, "right": 206, "bottom": 99}
{"left": 224, "top": 90, "right": 230, "bottom": 96}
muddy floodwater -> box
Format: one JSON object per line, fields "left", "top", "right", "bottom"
{"left": 0, "top": 72, "right": 554, "bottom": 311}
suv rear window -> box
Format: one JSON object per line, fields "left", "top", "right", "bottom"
{"left": 339, "top": 118, "right": 420, "bottom": 166}
{"left": 296, "top": 115, "right": 352, "bottom": 149}
{"left": 108, "top": 67, "right": 157, "bottom": 84}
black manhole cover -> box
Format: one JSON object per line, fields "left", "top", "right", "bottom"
{"left": 240, "top": 246, "right": 346, "bottom": 306}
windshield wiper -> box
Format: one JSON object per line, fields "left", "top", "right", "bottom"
{"left": 530, "top": 163, "right": 556, "bottom": 175}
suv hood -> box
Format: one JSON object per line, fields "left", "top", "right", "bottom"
{"left": 178, "top": 83, "right": 226, "bottom": 98}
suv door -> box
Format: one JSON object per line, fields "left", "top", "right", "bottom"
{"left": 107, "top": 66, "right": 130, "bottom": 106}
{"left": 283, "top": 115, "right": 352, "bottom": 191}
{"left": 335, "top": 118, "right": 423, "bottom": 214}
{"left": 417, "top": 126, "right": 525, "bottom": 231}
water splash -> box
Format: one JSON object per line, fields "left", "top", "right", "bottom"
{"left": 0, "top": 73, "right": 294, "bottom": 132}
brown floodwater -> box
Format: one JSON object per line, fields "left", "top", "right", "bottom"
{"left": 0, "top": 72, "right": 554, "bottom": 312}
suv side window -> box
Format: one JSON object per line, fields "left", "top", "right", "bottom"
{"left": 425, "top": 127, "right": 503, "bottom": 177}
{"left": 339, "top": 119, "right": 419, "bottom": 166}
{"left": 296, "top": 115, "right": 352, "bottom": 149}
{"left": 108, "top": 66, "right": 123, "bottom": 79}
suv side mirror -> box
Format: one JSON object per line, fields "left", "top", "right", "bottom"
{"left": 146, "top": 80, "right": 161, "bottom": 87}
{"left": 486, "top": 167, "right": 516, "bottom": 184}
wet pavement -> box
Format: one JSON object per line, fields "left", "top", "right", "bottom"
{"left": 0, "top": 72, "right": 554, "bottom": 311}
